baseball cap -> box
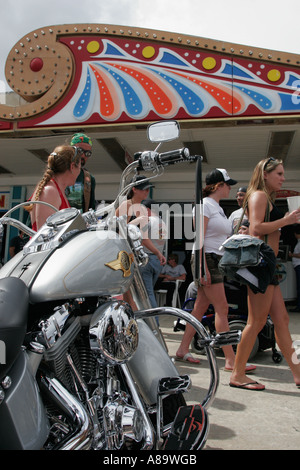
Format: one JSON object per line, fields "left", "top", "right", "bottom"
{"left": 205, "top": 168, "right": 237, "bottom": 186}
{"left": 237, "top": 186, "right": 247, "bottom": 193}
{"left": 132, "top": 176, "right": 154, "bottom": 190}
{"left": 70, "top": 133, "right": 92, "bottom": 147}
{"left": 142, "top": 199, "right": 154, "bottom": 208}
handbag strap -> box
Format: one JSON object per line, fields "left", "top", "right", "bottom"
{"left": 234, "top": 198, "right": 270, "bottom": 244}
{"left": 264, "top": 202, "right": 270, "bottom": 244}
{"left": 234, "top": 206, "right": 247, "bottom": 234}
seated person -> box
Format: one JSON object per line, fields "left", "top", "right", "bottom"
{"left": 155, "top": 253, "right": 186, "bottom": 305}
{"left": 183, "top": 281, "right": 197, "bottom": 310}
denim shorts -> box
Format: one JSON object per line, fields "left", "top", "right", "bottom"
{"left": 191, "top": 252, "right": 224, "bottom": 287}
{"left": 270, "top": 274, "right": 280, "bottom": 286}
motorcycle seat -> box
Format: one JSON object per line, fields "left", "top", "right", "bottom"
{"left": 0, "top": 277, "right": 29, "bottom": 379}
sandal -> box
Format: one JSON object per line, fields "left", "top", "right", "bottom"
{"left": 224, "top": 363, "right": 256, "bottom": 373}
{"left": 229, "top": 381, "right": 265, "bottom": 391}
{"left": 175, "top": 353, "right": 200, "bottom": 364}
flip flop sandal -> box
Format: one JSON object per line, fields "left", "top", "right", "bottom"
{"left": 175, "top": 353, "right": 200, "bottom": 364}
{"left": 229, "top": 381, "right": 265, "bottom": 391}
{"left": 224, "top": 363, "right": 256, "bottom": 373}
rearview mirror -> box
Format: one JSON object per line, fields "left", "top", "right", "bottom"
{"left": 147, "top": 120, "right": 180, "bottom": 143}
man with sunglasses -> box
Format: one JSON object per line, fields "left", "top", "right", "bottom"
{"left": 66, "top": 133, "right": 96, "bottom": 212}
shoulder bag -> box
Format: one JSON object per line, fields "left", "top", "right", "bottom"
{"left": 218, "top": 203, "right": 276, "bottom": 293}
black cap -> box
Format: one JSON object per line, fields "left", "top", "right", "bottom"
{"left": 142, "top": 199, "right": 156, "bottom": 208}
{"left": 237, "top": 186, "right": 247, "bottom": 193}
{"left": 205, "top": 168, "right": 237, "bottom": 186}
{"left": 132, "top": 176, "right": 154, "bottom": 190}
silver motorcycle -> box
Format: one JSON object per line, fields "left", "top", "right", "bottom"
{"left": 0, "top": 121, "right": 240, "bottom": 451}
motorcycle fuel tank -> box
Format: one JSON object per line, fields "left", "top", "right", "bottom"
{"left": 28, "top": 230, "right": 135, "bottom": 302}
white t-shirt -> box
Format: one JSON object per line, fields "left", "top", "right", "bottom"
{"left": 228, "top": 207, "right": 248, "bottom": 232}
{"left": 292, "top": 240, "right": 300, "bottom": 268}
{"left": 161, "top": 263, "right": 187, "bottom": 277}
{"left": 193, "top": 197, "right": 232, "bottom": 254}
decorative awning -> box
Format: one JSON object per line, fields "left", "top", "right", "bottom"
{"left": 1, "top": 24, "right": 300, "bottom": 131}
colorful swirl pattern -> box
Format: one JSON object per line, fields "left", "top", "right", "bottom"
{"left": 2, "top": 26, "right": 300, "bottom": 125}
{"left": 67, "top": 38, "right": 300, "bottom": 123}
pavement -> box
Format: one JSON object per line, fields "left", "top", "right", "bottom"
{"left": 159, "top": 306, "right": 300, "bottom": 450}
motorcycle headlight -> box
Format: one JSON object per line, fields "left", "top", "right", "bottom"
{"left": 89, "top": 300, "right": 138, "bottom": 364}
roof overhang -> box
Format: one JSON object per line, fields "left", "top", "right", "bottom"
{"left": 0, "top": 24, "right": 299, "bottom": 196}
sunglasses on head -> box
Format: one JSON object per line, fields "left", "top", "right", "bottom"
{"left": 77, "top": 147, "right": 92, "bottom": 158}
{"left": 264, "top": 157, "right": 276, "bottom": 170}
{"left": 71, "top": 146, "right": 82, "bottom": 162}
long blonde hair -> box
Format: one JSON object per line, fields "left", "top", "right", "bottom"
{"left": 243, "top": 157, "right": 283, "bottom": 209}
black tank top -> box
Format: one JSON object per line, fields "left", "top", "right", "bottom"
{"left": 270, "top": 203, "right": 283, "bottom": 221}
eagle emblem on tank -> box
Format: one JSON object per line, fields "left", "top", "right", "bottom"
{"left": 105, "top": 251, "right": 134, "bottom": 278}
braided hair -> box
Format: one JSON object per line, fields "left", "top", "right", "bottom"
{"left": 33, "top": 145, "right": 80, "bottom": 202}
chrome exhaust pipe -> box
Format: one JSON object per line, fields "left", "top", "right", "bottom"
{"left": 41, "top": 374, "right": 92, "bottom": 450}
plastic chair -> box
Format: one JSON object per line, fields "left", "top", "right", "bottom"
{"left": 171, "top": 279, "right": 184, "bottom": 308}
{"left": 155, "top": 289, "right": 168, "bottom": 306}
{"left": 155, "top": 279, "right": 184, "bottom": 307}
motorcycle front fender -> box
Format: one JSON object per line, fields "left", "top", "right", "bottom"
{"left": 128, "top": 319, "right": 179, "bottom": 406}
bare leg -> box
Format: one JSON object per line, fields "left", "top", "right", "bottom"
{"left": 176, "top": 283, "right": 235, "bottom": 368}
{"left": 176, "top": 286, "right": 210, "bottom": 357}
{"left": 230, "top": 286, "right": 273, "bottom": 389}
{"left": 270, "top": 286, "right": 300, "bottom": 385}
{"left": 205, "top": 283, "right": 235, "bottom": 369}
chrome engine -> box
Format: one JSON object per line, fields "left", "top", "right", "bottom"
{"left": 32, "top": 299, "right": 148, "bottom": 450}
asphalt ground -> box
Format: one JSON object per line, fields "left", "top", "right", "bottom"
{"left": 159, "top": 306, "right": 300, "bottom": 450}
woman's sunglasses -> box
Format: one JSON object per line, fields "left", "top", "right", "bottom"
{"left": 264, "top": 157, "right": 276, "bottom": 170}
